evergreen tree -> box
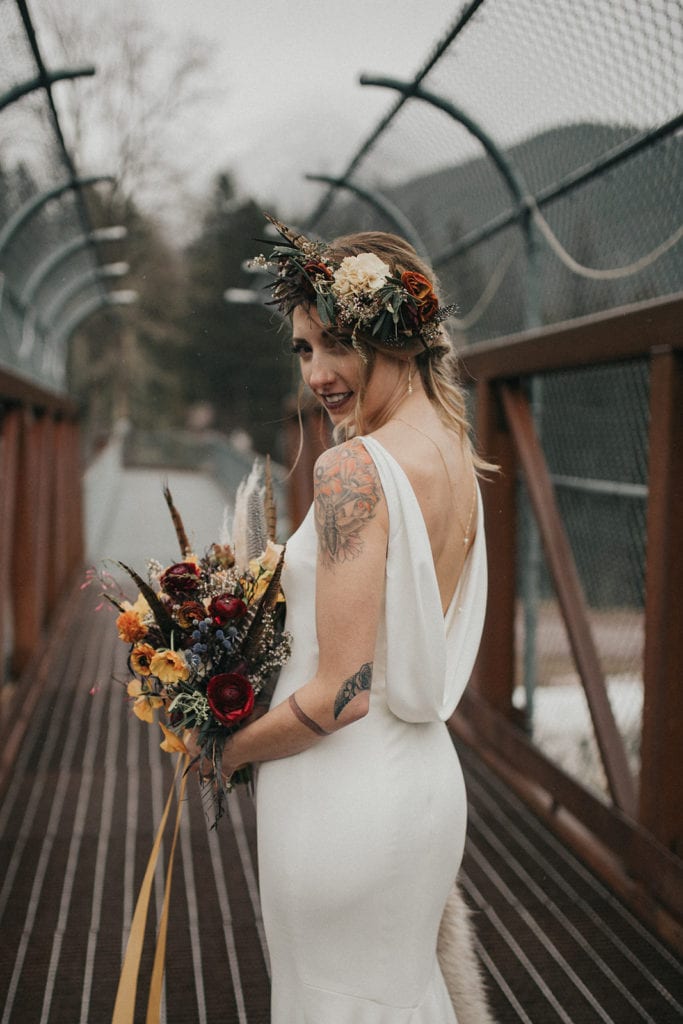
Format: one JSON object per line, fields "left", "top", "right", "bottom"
{"left": 184, "top": 176, "right": 293, "bottom": 456}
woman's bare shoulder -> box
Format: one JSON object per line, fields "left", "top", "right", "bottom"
{"left": 313, "top": 438, "right": 387, "bottom": 569}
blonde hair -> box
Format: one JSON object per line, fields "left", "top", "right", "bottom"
{"left": 320, "top": 232, "right": 496, "bottom": 472}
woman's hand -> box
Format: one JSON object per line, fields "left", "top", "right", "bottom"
{"left": 183, "top": 728, "right": 212, "bottom": 775}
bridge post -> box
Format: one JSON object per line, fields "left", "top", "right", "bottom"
{"left": 640, "top": 348, "right": 683, "bottom": 856}
{"left": 469, "top": 378, "right": 518, "bottom": 718}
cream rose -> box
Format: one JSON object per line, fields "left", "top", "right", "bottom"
{"left": 332, "top": 253, "right": 390, "bottom": 297}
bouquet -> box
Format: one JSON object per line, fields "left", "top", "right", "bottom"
{"left": 99, "top": 458, "right": 291, "bottom": 827}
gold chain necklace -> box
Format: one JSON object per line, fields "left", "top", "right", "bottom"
{"left": 394, "top": 417, "right": 476, "bottom": 545}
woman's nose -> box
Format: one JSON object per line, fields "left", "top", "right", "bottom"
{"left": 307, "top": 352, "right": 336, "bottom": 389}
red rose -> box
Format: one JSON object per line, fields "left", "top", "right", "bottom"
{"left": 207, "top": 672, "right": 255, "bottom": 725}
{"left": 159, "top": 561, "right": 201, "bottom": 597}
{"left": 208, "top": 595, "right": 247, "bottom": 624}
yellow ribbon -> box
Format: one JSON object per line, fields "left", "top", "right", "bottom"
{"left": 145, "top": 758, "right": 188, "bottom": 1022}
{"left": 112, "top": 752, "right": 189, "bottom": 1024}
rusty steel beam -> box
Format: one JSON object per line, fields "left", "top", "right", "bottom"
{"left": 11, "top": 413, "right": 47, "bottom": 673}
{"left": 461, "top": 293, "right": 683, "bottom": 381}
{"left": 468, "top": 378, "right": 517, "bottom": 715}
{"left": 640, "top": 349, "right": 683, "bottom": 856}
{"left": 499, "top": 382, "right": 637, "bottom": 815}
{"left": 0, "top": 410, "right": 21, "bottom": 690}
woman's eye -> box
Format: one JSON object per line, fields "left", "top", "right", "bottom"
{"left": 329, "top": 335, "right": 352, "bottom": 352}
{"left": 290, "top": 342, "right": 310, "bottom": 356}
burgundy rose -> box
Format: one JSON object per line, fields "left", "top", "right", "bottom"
{"left": 208, "top": 595, "right": 247, "bottom": 625}
{"left": 159, "top": 561, "right": 201, "bottom": 597}
{"left": 207, "top": 672, "right": 255, "bottom": 726}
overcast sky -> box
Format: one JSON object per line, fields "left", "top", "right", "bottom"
{"left": 142, "top": 0, "right": 454, "bottom": 203}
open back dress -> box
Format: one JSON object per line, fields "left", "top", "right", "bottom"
{"left": 256, "top": 435, "right": 488, "bottom": 1023}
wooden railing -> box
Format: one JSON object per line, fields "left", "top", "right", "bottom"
{"left": 455, "top": 292, "right": 683, "bottom": 947}
{"left": 0, "top": 368, "right": 83, "bottom": 686}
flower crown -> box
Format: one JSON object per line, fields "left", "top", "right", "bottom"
{"left": 250, "top": 215, "right": 456, "bottom": 356}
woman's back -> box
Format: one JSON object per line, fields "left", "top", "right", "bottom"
{"left": 373, "top": 416, "right": 477, "bottom": 615}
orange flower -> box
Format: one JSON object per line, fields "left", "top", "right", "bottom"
{"left": 127, "top": 679, "right": 164, "bottom": 722}
{"left": 149, "top": 649, "right": 190, "bottom": 684}
{"left": 130, "top": 643, "right": 156, "bottom": 676}
{"left": 117, "top": 610, "right": 147, "bottom": 643}
{"left": 303, "top": 259, "right": 333, "bottom": 280}
{"left": 401, "top": 270, "right": 439, "bottom": 321}
{"left": 159, "top": 721, "right": 188, "bottom": 754}
{"left": 176, "top": 601, "right": 207, "bottom": 628}
{"left": 401, "top": 270, "right": 433, "bottom": 302}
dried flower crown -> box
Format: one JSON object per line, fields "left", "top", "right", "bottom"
{"left": 250, "top": 215, "right": 456, "bottom": 357}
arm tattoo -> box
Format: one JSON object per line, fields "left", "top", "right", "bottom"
{"left": 288, "top": 693, "right": 329, "bottom": 736}
{"left": 314, "top": 439, "right": 382, "bottom": 568}
{"left": 334, "top": 662, "right": 373, "bottom": 720}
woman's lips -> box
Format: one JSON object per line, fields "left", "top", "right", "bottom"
{"left": 319, "top": 391, "right": 353, "bottom": 412}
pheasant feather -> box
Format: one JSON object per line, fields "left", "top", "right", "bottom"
{"left": 264, "top": 455, "right": 277, "bottom": 542}
{"left": 233, "top": 460, "right": 268, "bottom": 570}
{"left": 117, "top": 561, "right": 175, "bottom": 643}
{"left": 163, "top": 484, "right": 192, "bottom": 557}
{"left": 263, "top": 212, "right": 311, "bottom": 250}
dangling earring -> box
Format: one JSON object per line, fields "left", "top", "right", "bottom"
{"left": 407, "top": 362, "right": 414, "bottom": 395}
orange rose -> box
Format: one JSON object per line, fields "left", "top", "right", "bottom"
{"left": 401, "top": 271, "right": 439, "bottom": 322}
{"left": 303, "top": 259, "right": 333, "bottom": 280}
{"left": 116, "top": 610, "right": 147, "bottom": 643}
{"left": 401, "top": 271, "right": 433, "bottom": 302}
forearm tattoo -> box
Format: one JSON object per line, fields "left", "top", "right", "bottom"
{"left": 288, "top": 692, "right": 329, "bottom": 736}
{"left": 334, "top": 662, "right": 373, "bottom": 720}
{"left": 314, "top": 440, "right": 381, "bottom": 568}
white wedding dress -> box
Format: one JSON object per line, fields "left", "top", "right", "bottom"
{"left": 257, "top": 435, "right": 488, "bottom": 1023}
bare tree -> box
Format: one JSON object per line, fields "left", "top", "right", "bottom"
{"left": 30, "top": 0, "right": 221, "bottom": 233}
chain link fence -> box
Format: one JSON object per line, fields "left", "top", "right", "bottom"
{"left": 300, "top": 0, "right": 682, "bottom": 799}
{"left": 0, "top": 0, "right": 126, "bottom": 391}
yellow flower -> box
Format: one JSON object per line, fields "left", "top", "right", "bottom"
{"left": 159, "top": 721, "right": 188, "bottom": 754}
{"left": 258, "top": 540, "right": 284, "bottom": 573}
{"left": 117, "top": 610, "right": 147, "bottom": 643}
{"left": 149, "top": 649, "right": 190, "bottom": 684}
{"left": 247, "top": 542, "right": 285, "bottom": 604}
{"left": 122, "top": 593, "right": 151, "bottom": 618}
{"left": 127, "top": 679, "right": 164, "bottom": 722}
{"left": 130, "top": 642, "right": 156, "bottom": 676}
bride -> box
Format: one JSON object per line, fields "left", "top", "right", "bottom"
{"left": 191, "top": 219, "right": 494, "bottom": 1022}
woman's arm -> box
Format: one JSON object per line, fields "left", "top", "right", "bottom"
{"left": 187, "top": 438, "right": 387, "bottom": 777}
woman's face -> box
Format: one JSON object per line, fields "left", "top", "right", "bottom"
{"left": 291, "top": 305, "right": 404, "bottom": 429}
